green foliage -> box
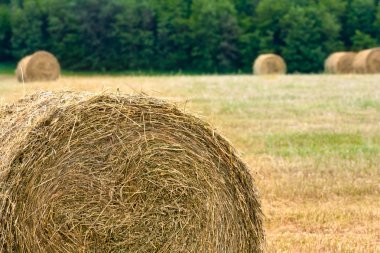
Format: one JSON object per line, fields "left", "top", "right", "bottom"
{"left": 342, "top": 0, "right": 377, "bottom": 47}
{"left": 155, "top": 0, "right": 191, "bottom": 71}
{"left": 318, "top": 0, "right": 347, "bottom": 19}
{"left": 114, "top": 0, "right": 156, "bottom": 70}
{"left": 189, "top": 0, "right": 240, "bottom": 72}
{"left": 2, "top": 0, "right": 380, "bottom": 73}
{"left": 374, "top": 4, "right": 380, "bottom": 41}
{"left": 0, "top": 4, "right": 11, "bottom": 60}
{"left": 47, "top": 0, "right": 127, "bottom": 70}
{"left": 280, "top": 5, "right": 342, "bottom": 73}
{"left": 254, "top": 0, "right": 293, "bottom": 54}
{"left": 10, "top": 0, "right": 50, "bottom": 59}
{"left": 351, "top": 30, "right": 378, "bottom": 50}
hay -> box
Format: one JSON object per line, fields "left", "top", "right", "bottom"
{"left": 0, "top": 92, "right": 264, "bottom": 253}
{"left": 253, "top": 54, "right": 286, "bottom": 75}
{"left": 15, "top": 51, "right": 60, "bottom": 82}
{"left": 353, "top": 48, "right": 380, "bottom": 74}
{"left": 15, "top": 55, "right": 32, "bottom": 82}
{"left": 324, "top": 52, "right": 356, "bottom": 74}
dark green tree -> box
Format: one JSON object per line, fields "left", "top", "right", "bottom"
{"left": 231, "top": 0, "right": 258, "bottom": 17}
{"left": 10, "top": 0, "right": 50, "bottom": 59}
{"left": 0, "top": 3, "right": 12, "bottom": 60}
{"left": 373, "top": 3, "right": 380, "bottom": 43}
{"left": 189, "top": 0, "right": 240, "bottom": 72}
{"left": 3, "top": 0, "right": 380, "bottom": 73}
{"left": 234, "top": 0, "right": 259, "bottom": 72}
{"left": 154, "top": 0, "right": 191, "bottom": 71}
{"left": 351, "top": 30, "right": 378, "bottom": 50}
{"left": 254, "top": 0, "right": 301, "bottom": 54}
{"left": 113, "top": 0, "right": 156, "bottom": 70}
{"left": 342, "top": 0, "right": 377, "bottom": 48}
{"left": 318, "top": 0, "right": 347, "bottom": 19}
{"left": 47, "top": 0, "right": 126, "bottom": 70}
{"left": 279, "top": 5, "right": 342, "bottom": 73}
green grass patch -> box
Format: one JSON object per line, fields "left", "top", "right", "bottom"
{"left": 357, "top": 99, "right": 380, "bottom": 110}
{"left": 265, "top": 132, "right": 380, "bottom": 159}
{"left": 0, "top": 62, "right": 15, "bottom": 74}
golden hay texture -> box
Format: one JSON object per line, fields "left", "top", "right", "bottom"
{"left": 253, "top": 54, "right": 286, "bottom": 75}
{"left": 324, "top": 52, "right": 356, "bottom": 74}
{"left": 353, "top": 48, "right": 380, "bottom": 74}
{"left": 15, "top": 51, "right": 60, "bottom": 82}
{"left": 15, "top": 55, "right": 32, "bottom": 82}
{"left": 0, "top": 92, "right": 264, "bottom": 253}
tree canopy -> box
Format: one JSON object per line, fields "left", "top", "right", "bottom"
{"left": 0, "top": 0, "right": 379, "bottom": 73}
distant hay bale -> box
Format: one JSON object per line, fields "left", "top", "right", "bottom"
{"left": 353, "top": 48, "right": 380, "bottom": 74}
{"left": 325, "top": 52, "right": 356, "bottom": 74}
{"left": 0, "top": 92, "right": 264, "bottom": 253}
{"left": 253, "top": 54, "right": 286, "bottom": 75}
{"left": 15, "top": 55, "right": 32, "bottom": 81}
{"left": 15, "top": 51, "right": 60, "bottom": 82}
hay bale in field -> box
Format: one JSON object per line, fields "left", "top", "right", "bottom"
{"left": 0, "top": 92, "right": 264, "bottom": 253}
{"left": 324, "top": 52, "right": 356, "bottom": 74}
{"left": 15, "top": 55, "right": 32, "bottom": 82}
{"left": 253, "top": 54, "right": 286, "bottom": 75}
{"left": 353, "top": 48, "right": 380, "bottom": 74}
{"left": 15, "top": 51, "right": 60, "bottom": 82}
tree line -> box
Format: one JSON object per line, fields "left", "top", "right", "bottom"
{"left": 0, "top": 0, "right": 380, "bottom": 73}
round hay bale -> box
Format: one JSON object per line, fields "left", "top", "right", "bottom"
{"left": 253, "top": 54, "right": 286, "bottom": 75}
{"left": 353, "top": 48, "right": 380, "bottom": 74}
{"left": 15, "top": 51, "right": 60, "bottom": 82}
{"left": 324, "top": 52, "right": 356, "bottom": 74}
{"left": 0, "top": 92, "right": 264, "bottom": 253}
{"left": 15, "top": 55, "right": 32, "bottom": 82}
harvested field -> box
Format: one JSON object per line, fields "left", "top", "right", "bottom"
{"left": 0, "top": 74, "right": 379, "bottom": 252}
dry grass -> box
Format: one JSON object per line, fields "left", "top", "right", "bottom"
{"left": 0, "top": 74, "right": 379, "bottom": 252}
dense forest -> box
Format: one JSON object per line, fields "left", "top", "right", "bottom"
{"left": 0, "top": 0, "right": 380, "bottom": 73}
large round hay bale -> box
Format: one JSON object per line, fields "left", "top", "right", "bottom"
{"left": 0, "top": 92, "right": 264, "bottom": 253}
{"left": 324, "top": 52, "right": 356, "bottom": 74}
{"left": 353, "top": 48, "right": 380, "bottom": 74}
{"left": 253, "top": 54, "right": 286, "bottom": 75}
{"left": 15, "top": 51, "right": 60, "bottom": 82}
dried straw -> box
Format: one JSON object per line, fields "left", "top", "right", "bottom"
{"left": 353, "top": 48, "right": 380, "bottom": 74}
{"left": 253, "top": 54, "right": 286, "bottom": 75}
{"left": 324, "top": 52, "right": 356, "bottom": 74}
{"left": 0, "top": 92, "right": 264, "bottom": 253}
{"left": 15, "top": 51, "right": 60, "bottom": 82}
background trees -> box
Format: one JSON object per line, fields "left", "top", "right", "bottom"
{"left": 0, "top": 2, "right": 11, "bottom": 60}
{"left": 47, "top": 0, "right": 126, "bottom": 70}
{"left": 1, "top": 0, "right": 380, "bottom": 73}
{"left": 279, "top": 5, "right": 342, "bottom": 73}
{"left": 189, "top": 0, "right": 240, "bottom": 72}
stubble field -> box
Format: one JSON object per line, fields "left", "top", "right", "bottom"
{"left": 0, "top": 74, "right": 379, "bottom": 252}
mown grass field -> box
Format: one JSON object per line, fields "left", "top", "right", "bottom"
{"left": 0, "top": 74, "right": 379, "bottom": 252}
